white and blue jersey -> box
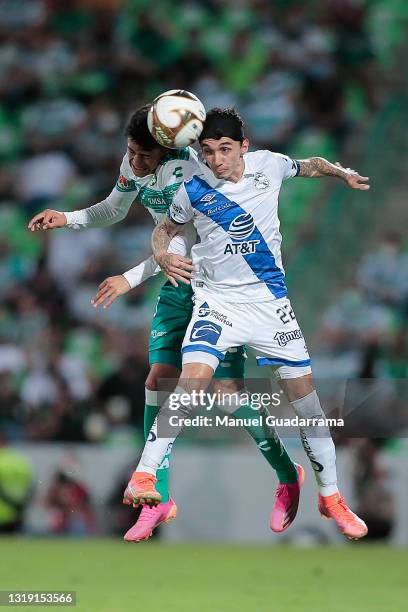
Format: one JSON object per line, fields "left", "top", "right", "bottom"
{"left": 168, "top": 149, "right": 311, "bottom": 377}
{"left": 169, "top": 150, "right": 300, "bottom": 303}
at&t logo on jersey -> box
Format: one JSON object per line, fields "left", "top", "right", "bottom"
{"left": 224, "top": 212, "right": 260, "bottom": 255}
{"left": 228, "top": 213, "right": 255, "bottom": 239}
{"left": 224, "top": 240, "right": 260, "bottom": 255}
{"left": 190, "top": 320, "right": 222, "bottom": 345}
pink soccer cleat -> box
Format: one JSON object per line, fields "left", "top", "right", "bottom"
{"left": 270, "top": 463, "right": 305, "bottom": 533}
{"left": 124, "top": 497, "right": 178, "bottom": 542}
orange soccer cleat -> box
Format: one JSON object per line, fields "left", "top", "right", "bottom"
{"left": 318, "top": 492, "right": 368, "bottom": 540}
{"left": 123, "top": 471, "right": 162, "bottom": 508}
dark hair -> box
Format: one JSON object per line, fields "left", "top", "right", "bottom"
{"left": 125, "top": 105, "right": 163, "bottom": 150}
{"left": 199, "top": 107, "right": 245, "bottom": 143}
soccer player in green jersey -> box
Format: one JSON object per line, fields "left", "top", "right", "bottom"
{"left": 28, "top": 105, "right": 303, "bottom": 541}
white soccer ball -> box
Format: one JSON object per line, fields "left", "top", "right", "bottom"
{"left": 147, "top": 89, "right": 206, "bottom": 149}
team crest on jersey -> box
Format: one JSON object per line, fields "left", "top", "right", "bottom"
{"left": 116, "top": 175, "right": 137, "bottom": 192}
{"left": 254, "top": 172, "right": 270, "bottom": 189}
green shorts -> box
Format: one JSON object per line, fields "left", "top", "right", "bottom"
{"left": 149, "top": 281, "right": 246, "bottom": 379}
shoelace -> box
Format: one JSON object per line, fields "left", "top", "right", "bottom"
{"left": 327, "top": 496, "right": 353, "bottom": 519}
{"left": 131, "top": 475, "right": 155, "bottom": 489}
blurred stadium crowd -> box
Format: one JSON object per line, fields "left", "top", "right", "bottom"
{"left": 0, "top": 0, "right": 406, "bottom": 448}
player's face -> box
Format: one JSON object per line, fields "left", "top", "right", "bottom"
{"left": 127, "top": 138, "right": 165, "bottom": 177}
{"left": 200, "top": 137, "right": 249, "bottom": 181}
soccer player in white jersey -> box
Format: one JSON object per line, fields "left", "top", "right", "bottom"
{"left": 132, "top": 107, "right": 370, "bottom": 540}
{"left": 28, "top": 105, "right": 304, "bottom": 541}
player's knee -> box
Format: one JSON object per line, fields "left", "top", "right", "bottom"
{"left": 275, "top": 368, "right": 314, "bottom": 402}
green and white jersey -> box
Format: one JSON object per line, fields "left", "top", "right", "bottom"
{"left": 64, "top": 147, "right": 199, "bottom": 287}
{"left": 115, "top": 147, "right": 197, "bottom": 226}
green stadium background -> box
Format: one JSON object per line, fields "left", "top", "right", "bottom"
{"left": 0, "top": 1, "right": 407, "bottom": 610}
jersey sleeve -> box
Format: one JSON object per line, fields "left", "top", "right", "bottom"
{"left": 269, "top": 151, "right": 300, "bottom": 181}
{"left": 115, "top": 154, "right": 141, "bottom": 194}
{"left": 167, "top": 183, "right": 194, "bottom": 225}
{"left": 64, "top": 186, "right": 136, "bottom": 229}
{"left": 63, "top": 154, "right": 139, "bottom": 229}
{"left": 123, "top": 254, "right": 160, "bottom": 288}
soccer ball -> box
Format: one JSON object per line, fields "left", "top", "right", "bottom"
{"left": 147, "top": 89, "right": 206, "bottom": 149}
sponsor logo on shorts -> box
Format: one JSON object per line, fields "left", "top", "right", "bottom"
{"left": 228, "top": 213, "right": 255, "bottom": 239}
{"left": 190, "top": 320, "right": 222, "bottom": 345}
{"left": 197, "top": 302, "right": 232, "bottom": 327}
{"left": 274, "top": 329, "right": 303, "bottom": 347}
{"left": 224, "top": 240, "right": 260, "bottom": 255}
{"left": 198, "top": 302, "right": 210, "bottom": 317}
{"left": 254, "top": 172, "right": 270, "bottom": 189}
{"left": 151, "top": 330, "right": 167, "bottom": 338}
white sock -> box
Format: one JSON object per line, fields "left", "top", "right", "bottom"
{"left": 136, "top": 386, "right": 193, "bottom": 477}
{"left": 291, "top": 390, "right": 339, "bottom": 496}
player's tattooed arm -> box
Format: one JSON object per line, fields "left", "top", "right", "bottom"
{"left": 298, "top": 158, "right": 370, "bottom": 190}
{"left": 152, "top": 218, "right": 195, "bottom": 287}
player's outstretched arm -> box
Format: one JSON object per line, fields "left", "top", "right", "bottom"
{"left": 28, "top": 209, "right": 67, "bottom": 231}
{"left": 27, "top": 187, "right": 136, "bottom": 232}
{"left": 298, "top": 158, "right": 370, "bottom": 190}
{"left": 152, "top": 217, "right": 195, "bottom": 287}
{"left": 90, "top": 254, "right": 162, "bottom": 309}
{"left": 91, "top": 274, "right": 132, "bottom": 309}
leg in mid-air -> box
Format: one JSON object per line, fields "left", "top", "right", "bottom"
{"left": 251, "top": 296, "right": 368, "bottom": 541}
{"left": 278, "top": 370, "right": 368, "bottom": 540}
{"left": 212, "top": 372, "right": 304, "bottom": 533}
{"left": 131, "top": 354, "right": 304, "bottom": 534}
{"left": 129, "top": 361, "right": 214, "bottom": 506}
{"left": 123, "top": 362, "right": 179, "bottom": 542}
{"left": 122, "top": 281, "right": 192, "bottom": 542}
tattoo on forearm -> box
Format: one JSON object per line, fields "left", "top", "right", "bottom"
{"left": 151, "top": 219, "right": 180, "bottom": 257}
{"left": 298, "top": 157, "right": 346, "bottom": 179}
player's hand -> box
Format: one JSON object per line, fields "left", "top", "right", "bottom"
{"left": 27, "top": 209, "right": 67, "bottom": 231}
{"left": 91, "top": 275, "right": 131, "bottom": 309}
{"left": 156, "top": 252, "right": 195, "bottom": 287}
{"left": 335, "top": 162, "right": 370, "bottom": 190}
